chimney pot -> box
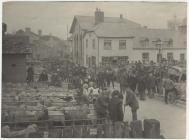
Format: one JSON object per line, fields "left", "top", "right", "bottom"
{"left": 95, "top": 8, "right": 104, "bottom": 25}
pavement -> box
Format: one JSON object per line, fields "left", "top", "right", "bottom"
{"left": 109, "top": 83, "right": 186, "bottom": 139}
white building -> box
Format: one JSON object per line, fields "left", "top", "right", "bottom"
{"left": 70, "top": 9, "right": 186, "bottom": 67}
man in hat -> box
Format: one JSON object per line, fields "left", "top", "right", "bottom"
{"left": 94, "top": 88, "right": 110, "bottom": 118}
{"left": 27, "top": 64, "right": 34, "bottom": 84}
{"left": 124, "top": 87, "right": 139, "bottom": 121}
{"left": 38, "top": 70, "right": 48, "bottom": 82}
{"left": 146, "top": 73, "right": 156, "bottom": 98}
{"left": 109, "top": 90, "right": 123, "bottom": 122}
{"left": 162, "top": 75, "right": 175, "bottom": 104}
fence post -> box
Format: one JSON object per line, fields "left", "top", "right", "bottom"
{"left": 114, "top": 121, "right": 124, "bottom": 138}
{"left": 130, "top": 120, "right": 143, "bottom": 138}
{"left": 122, "top": 122, "right": 130, "bottom": 138}
{"left": 104, "top": 119, "right": 113, "bottom": 138}
{"left": 143, "top": 119, "right": 160, "bottom": 138}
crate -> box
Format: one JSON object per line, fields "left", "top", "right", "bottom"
{"left": 48, "top": 111, "right": 65, "bottom": 123}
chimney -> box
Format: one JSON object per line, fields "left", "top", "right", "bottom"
{"left": 120, "top": 14, "right": 123, "bottom": 19}
{"left": 25, "top": 27, "right": 31, "bottom": 33}
{"left": 95, "top": 8, "right": 104, "bottom": 25}
{"left": 38, "top": 29, "right": 42, "bottom": 36}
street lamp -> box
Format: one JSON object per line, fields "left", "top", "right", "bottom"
{"left": 156, "top": 39, "right": 162, "bottom": 64}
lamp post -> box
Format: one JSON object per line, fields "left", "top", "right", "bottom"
{"left": 156, "top": 40, "right": 162, "bottom": 65}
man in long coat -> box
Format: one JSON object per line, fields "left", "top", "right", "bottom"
{"left": 124, "top": 87, "right": 139, "bottom": 121}
{"left": 109, "top": 90, "right": 123, "bottom": 122}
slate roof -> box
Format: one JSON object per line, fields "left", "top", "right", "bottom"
{"left": 86, "top": 22, "right": 178, "bottom": 39}
{"left": 131, "top": 28, "right": 176, "bottom": 40}
{"left": 70, "top": 15, "right": 141, "bottom": 33}
{"left": 40, "top": 35, "right": 61, "bottom": 41}
{"left": 88, "top": 22, "right": 137, "bottom": 38}
{"left": 70, "top": 15, "right": 181, "bottom": 39}
{"left": 3, "top": 35, "right": 32, "bottom": 54}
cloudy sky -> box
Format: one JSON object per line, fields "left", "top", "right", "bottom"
{"left": 3, "top": 1, "right": 187, "bottom": 40}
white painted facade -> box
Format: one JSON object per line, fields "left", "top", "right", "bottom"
{"left": 83, "top": 32, "right": 186, "bottom": 67}
{"left": 70, "top": 11, "right": 186, "bottom": 67}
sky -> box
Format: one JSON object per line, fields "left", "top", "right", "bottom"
{"left": 3, "top": 1, "right": 187, "bottom": 40}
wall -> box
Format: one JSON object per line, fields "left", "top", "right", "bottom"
{"left": 72, "top": 21, "right": 85, "bottom": 65}
{"left": 2, "top": 54, "right": 27, "bottom": 83}
{"left": 161, "top": 48, "right": 186, "bottom": 61}
{"left": 83, "top": 32, "right": 98, "bottom": 67}
{"left": 98, "top": 37, "right": 134, "bottom": 64}
{"left": 132, "top": 48, "right": 186, "bottom": 62}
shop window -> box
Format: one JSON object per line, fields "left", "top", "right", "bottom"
{"left": 167, "top": 52, "right": 173, "bottom": 61}
{"left": 142, "top": 53, "right": 149, "bottom": 63}
{"left": 92, "top": 56, "right": 96, "bottom": 66}
{"left": 86, "top": 55, "right": 89, "bottom": 66}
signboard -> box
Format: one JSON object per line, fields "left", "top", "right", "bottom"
{"left": 90, "top": 128, "right": 97, "bottom": 135}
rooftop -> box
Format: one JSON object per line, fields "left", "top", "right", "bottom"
{"left": 70, "top": 15, "right": 141, "bottom": 33}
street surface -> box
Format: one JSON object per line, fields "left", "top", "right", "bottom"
{"left": 110, "top": 83, "right": 186, "bottom": 139}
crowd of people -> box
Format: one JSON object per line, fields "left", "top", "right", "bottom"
{"left": 25, "top": 60, "right": 182, "bottom": 123}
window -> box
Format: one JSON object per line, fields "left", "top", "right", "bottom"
{"left": 86, "top": 39, "right": 88, "bottom": 48}
{"left": 92, "top": 56, "right": 96, "bottom": 66}
{"left": 119, "top": 40, "right": 126, "bottom": 49}
{"left": 163, "top": 41, "right": 169, "bottom": 48}
{"left": 102, "top": 57, "right": 108, "bottom": 64}
{"left": 153, "top": 38, "right": 161, "bottom": 48}
{"left": 140, "top": 38, "right": 149, "bottom": 48}
{"left": 104, "top": 40, "right": 112, "bottom": 50}
{"left": 142, "top": 53, "right": 149, "bottom": 63}
{"left": 92, "top": 39, "right": 95, "bottom": 49}
{"left": 167, "top": 53, "right": 173, "bottom": 61}
{"left": 180, "top": 53, "right": 185, "bottom": 62}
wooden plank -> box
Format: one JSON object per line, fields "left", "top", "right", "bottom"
{"left": 104, "top": 120, "right": 113, "bottom": 138}
{"left": 130, "top": 120, "right": 143, "bottom": 138}
{"left": 122, "top": 122, "right": 130, "bottom": 138}
{"left": 114, "top": 121, "right": 124, "bottom": 138}
{"left": 143, "top": 119, "right": 160, "bottom": 138}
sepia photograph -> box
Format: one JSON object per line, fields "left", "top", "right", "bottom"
{"left": 1, "top": 1, "right": 187, "bottom": 139}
